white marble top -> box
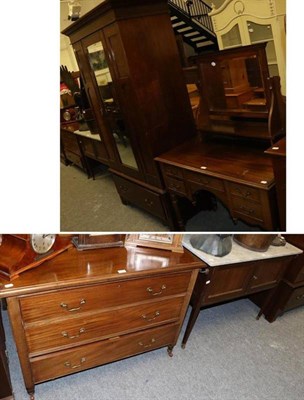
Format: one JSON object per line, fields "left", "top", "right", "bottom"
{"left": 183, "top": 235, "right": 302, "bottom": 267}
{"left": 74, "top": 130, "right": 101, "bottom": 141}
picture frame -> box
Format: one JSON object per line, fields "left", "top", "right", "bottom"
{"left": 72, "top": 234, "right": 124, "bottom": 251}
{"left": 124, "top": 234, "right": 184, "bottom": 253}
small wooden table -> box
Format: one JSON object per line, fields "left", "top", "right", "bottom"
{"left": 155, "top": 137, "right": 279, "bottom": 231}
{"left": 181, "top": 235, "right": 302, "bottom": 347}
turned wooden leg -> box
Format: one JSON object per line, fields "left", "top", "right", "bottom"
{"left": 169, "top": 193, "right": 185, "bottom": 231}
{"left": 167, "top": 345, "right": 174, "bottom": 357}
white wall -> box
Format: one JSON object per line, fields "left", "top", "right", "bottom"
{"left": 60, "top": 0, "right": 105, "bottom": 70}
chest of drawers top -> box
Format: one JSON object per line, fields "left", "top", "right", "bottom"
{"left": 0, "top": 246, "right": 204, "bottom": 298}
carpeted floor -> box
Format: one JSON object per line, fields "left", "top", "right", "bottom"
{"left": 3, "top": 299, "right": 304, "bottom": 400}
{"left": 60, "top": 164, "right": 261, "bottom": 232}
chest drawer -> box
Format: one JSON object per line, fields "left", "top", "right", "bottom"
{"left": 184, "top": 171, "right": 225, "bottom": 193}
{"left": 19, "top": 272, "right": 191, "bottom": 323}
{"left": 25, "top": 297, "right": 184, "bottom": 355}
{"left": 31, "top": 323, "right": 178, "bottom": 383}
{"left": 285, "top": 286, "right": 304, "bottom": 311}
{"left": 227, "top": 182, "right": 261, "bottom": 203}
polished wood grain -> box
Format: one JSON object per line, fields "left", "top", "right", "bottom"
{"left": 155, "top": 136, "right": 278, "bottom": 230}
{"left": 0, "top": 235, "right": 73, "bottom": 281}
{"left": 0, "top": 244, "right": 203, "bottom": 396}
{"left": 31, "top": 323, "right": 178, "bottom": 384}
{"left": 156, "top": 137, "right": 274, "bottom": 187}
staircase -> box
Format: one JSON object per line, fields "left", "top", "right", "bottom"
{"left": 168, "top": 0, "right": 218, "bottom": 53}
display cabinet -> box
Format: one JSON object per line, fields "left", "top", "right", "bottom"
{"left": 62, "top": 0, "right": 196, "bottom": 228}
{"left": 209, "top": 0, "right": 286, "bottom": 94}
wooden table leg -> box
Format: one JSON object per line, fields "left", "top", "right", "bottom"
{"left": 169, "top": 193, "right": 185, "bottom": 231}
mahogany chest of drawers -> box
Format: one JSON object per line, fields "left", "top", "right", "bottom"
{"left": 0, "top": 245, "right": 202, "bottom": 398}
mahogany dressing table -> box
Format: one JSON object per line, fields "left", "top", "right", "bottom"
{"left": 156, "top": 44, "right": 285, "bottom": 231}
{"left": 0, "top": 244, "right": 203, "bottom": 399}
{"left": 155, "top": 136, "right": 278, "bottom": 231}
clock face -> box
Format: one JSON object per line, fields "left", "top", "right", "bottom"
{"left": 30, "top": 234, "right": 56, "bottom": 255}
{"left": 63, "top": 110, "right": 72, "bottom": 121}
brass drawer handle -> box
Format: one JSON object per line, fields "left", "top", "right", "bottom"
{"left": 142, "top": 311, "right": 160, "bottom": 321}
{"left": 119, "top": 185, "right": 128, "bottom": 193}
{"left": 296, "top": 294, "right": 304, "bottom": 300}
{"left": 236, "top": 188, "right": 252, "bottom": 198}
{"left": 144, "top": 198, "right": 154, "bottom": 206}
{"left": 146, "top": 285, "right": 166, "bottom": 296}
{"left": 240, "top": 206, "right": 254, "bottom": 215}
{"left": 60, "top": 299, "right": 86, "bottom": 312}
{"left": 138, "top": 338, "right": 156, "bottom": 348}
{"left": 64, "top": 357, "right": 86, "bottom": 369}
{"left": 199, "top": 178, "right": 210, "bottom": 185}
{"left": 62, "top": 327, "right": 86, "bottom": 339}
{"left": 169, "top": 183, "right": 182, "bottom": 190}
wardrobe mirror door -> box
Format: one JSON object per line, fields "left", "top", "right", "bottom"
{"left": 86, "top": 41, "right": 139, "bottom": 170}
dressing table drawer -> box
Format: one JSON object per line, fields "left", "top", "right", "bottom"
{"left": 230, "top": 196, "right": 263, "bottom": 222}
{"left": 227, "top": 182, "right": 261, "bottom": 203}
{"left": 165, "top": 176, "right": 187, "bottom": 196}
{"left": 184, "top": 171, "right": 225, "bottom": 192}
{"left": 162, "top": 164, "right": 184, "bottom": 179}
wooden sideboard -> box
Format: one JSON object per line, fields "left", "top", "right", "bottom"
{"left": 181, "top": 236, "right": 302, "bottom": 347}
{"left": 156, "top": 137, "right": 278, "bottom": 231}
{"left": 0, "top": 245, "right": 203, "bottom": 398}
{"left": 262, "top": 235, "right": 304, "bottom": 322}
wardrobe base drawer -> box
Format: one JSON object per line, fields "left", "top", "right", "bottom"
{"left": 112, "top": 174, "right": 167, "bottom": 221}
{"left": 31, "top": 323, "right": 178, "bottom": 383}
